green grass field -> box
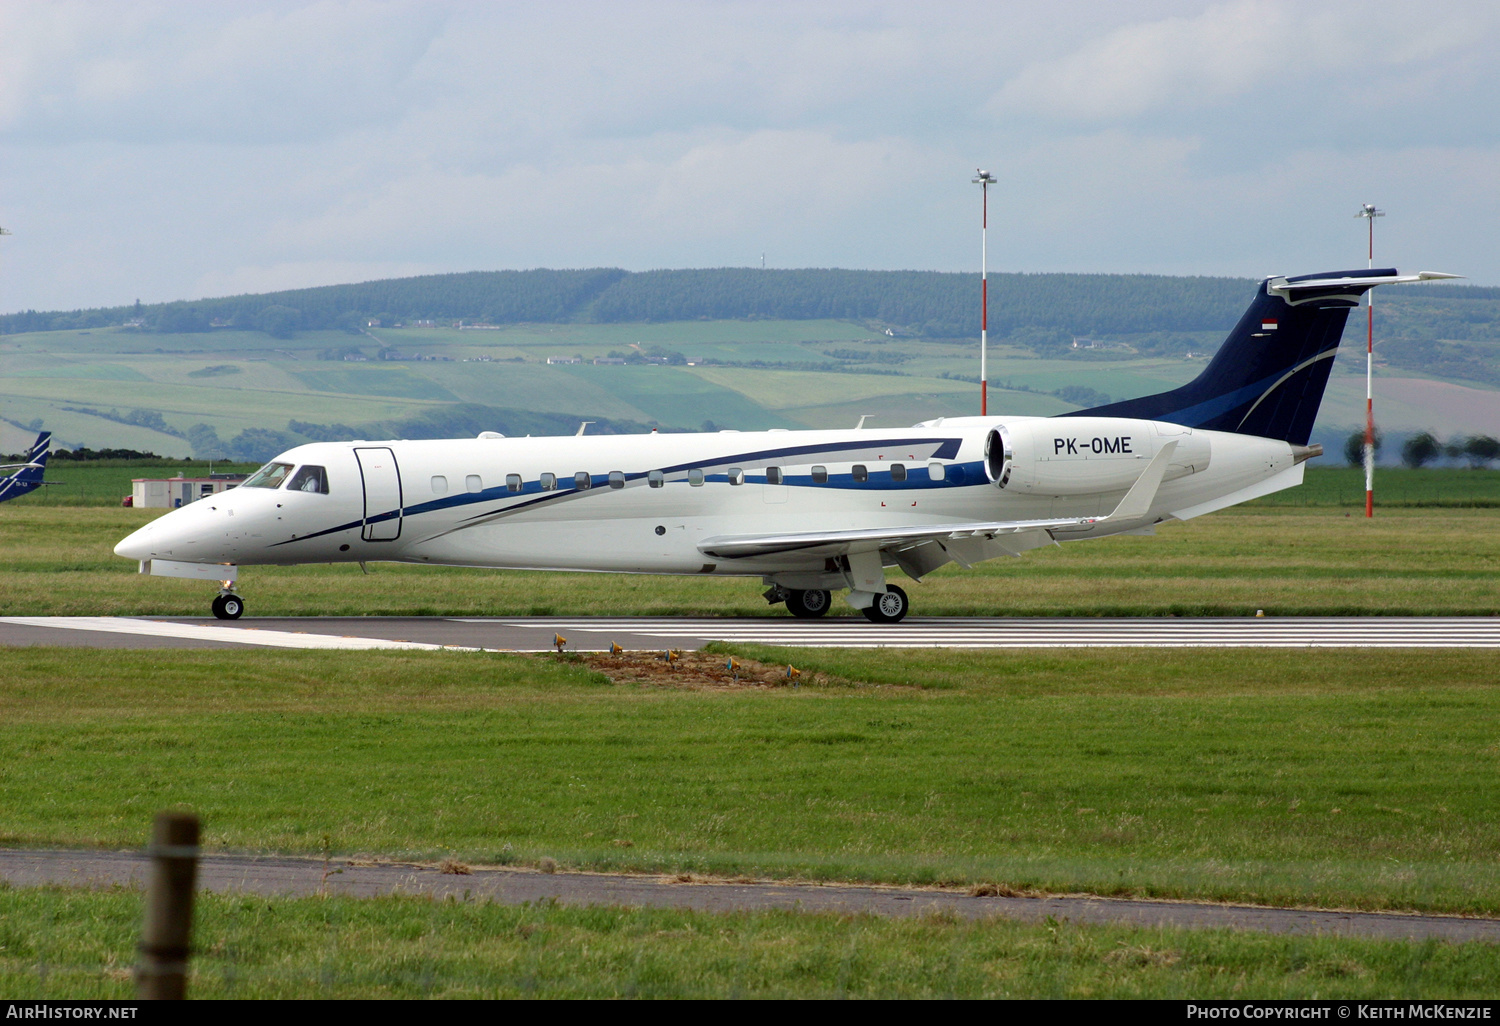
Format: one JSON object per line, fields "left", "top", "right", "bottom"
{"left": 3, "top": 497, "right": 1499, "bottom": 997}
{"left": 2, "top": 496, "right": 1495, "bottom": 617}
{"left": 2, "top": 645, "right": 1500, "bottom": 918}
{"left": 1247, "top": 467, "right": 1500, "bottom": 507}
{"left": 4, "top": 888, "right": 1495, "bottom": 999}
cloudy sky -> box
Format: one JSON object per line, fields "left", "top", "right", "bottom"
{"left": 2, "top": 0, "right": 1497, "bottom": 313}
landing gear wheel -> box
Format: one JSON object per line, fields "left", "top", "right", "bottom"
{"left": 212, "top": 593, "right": 244, "bottom": 620}
{"left": 861, "top": 585, "right": 909, "bottom": 624}
{"left": 786, "top": 589, "right": 832, "bottom": 619}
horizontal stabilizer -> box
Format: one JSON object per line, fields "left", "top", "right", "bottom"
{"left": 1271, "top": 270, "right": 1461, "bottom": 293}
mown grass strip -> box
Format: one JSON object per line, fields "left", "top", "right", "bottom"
{"left": 1, "top": 887, "right": 1496, "bottom": 999}
{"left": 3, "top": 647, "right": 1498, "bottom": 914}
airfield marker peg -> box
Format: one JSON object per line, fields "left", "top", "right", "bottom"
{"left": 136, "top": 811, "right": 200, "bottom": 1000}
{"left": 610, "top": 642, "right": 624, "bottom": 655}
{"left": 786, "top": 665, "right": 801, "bottom": 685}
{"left": 553, "top": 634, "right": 567, "bottom": 654}
{"left": 1256, "top": 610, "right": 1265, "bottom": 617}
{"left": 727, "top": 657, "right": 740, "bottom": 681}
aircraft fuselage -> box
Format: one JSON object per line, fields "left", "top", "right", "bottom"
{"left": 115, "top": 416, "right": 1302, "bottom": 584}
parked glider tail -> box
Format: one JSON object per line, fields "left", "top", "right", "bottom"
{"left": 1062, "top": 270, "right": 1460, "bottom": 445}
{"left": 0, "top": 431, "right": 52, "bottom": 503}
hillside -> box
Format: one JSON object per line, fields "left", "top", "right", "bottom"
{"left": 3, "top": 268, "right": 1498, "bottom": 461}
{"left": 3, "top": 267, "right": 1265, "bottom": 342}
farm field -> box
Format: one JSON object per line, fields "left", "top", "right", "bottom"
{"left": 7, "top": 320, "right": 1497, "bottom": 456}
{"left": 3, "top": 645, "right": 1499, "bottom": 918}
{"left": 4, "top": 888, "right": 1496, "bottom": 999}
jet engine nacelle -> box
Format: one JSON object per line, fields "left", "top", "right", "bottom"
{"left": 984, "top": 417, "right": 1210, "bottom": 495}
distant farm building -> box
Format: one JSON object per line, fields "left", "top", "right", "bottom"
{"left": 130, "top": 474, "right": 247, "bottom": 509}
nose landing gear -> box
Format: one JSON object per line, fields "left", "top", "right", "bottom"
{"left": 211, "top": 589, "right": 244, "bottom": 620}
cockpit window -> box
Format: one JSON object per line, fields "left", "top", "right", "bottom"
{"left": 287, "top": 465, "right": 329, "bottom": 494}
{"left": 243, "top": 462, "right": 293, "bottom": 489}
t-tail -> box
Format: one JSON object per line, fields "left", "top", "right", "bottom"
{"left": 0, "top": 431, "right": 52, "bottom": 502}
{"left": 1060, "top": 269, "right": 1460, "bottom": 445}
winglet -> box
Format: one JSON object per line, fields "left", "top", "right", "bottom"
{"left": 1103, "top": 440, "right": 1177, "bottom": 523}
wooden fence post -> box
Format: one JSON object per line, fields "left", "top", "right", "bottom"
{"left": 136, "top": 811, "right": 200, "bottom": 1000}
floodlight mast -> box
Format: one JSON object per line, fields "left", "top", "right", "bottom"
{"left": 972, "top": 169, "right": 997, "bottom": 415}
{"left": 1356, "top": 203, "right": 1383, "bottom": 518}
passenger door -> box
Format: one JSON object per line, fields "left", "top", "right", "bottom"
{"left": 355, "top": 447, "right": 403, "bottom": 541}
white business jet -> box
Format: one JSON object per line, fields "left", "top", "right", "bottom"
{"left": 115, "top": 269, "right": 1457, "bottom": 622}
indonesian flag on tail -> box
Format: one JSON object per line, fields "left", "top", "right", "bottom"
{"left": 1261, "top": 318, "right": 1279, "bottom": 331}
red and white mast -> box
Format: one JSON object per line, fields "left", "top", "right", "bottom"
{"left": 1357, "top": 203, "right": 1383, "bottom": 518}
{"left": 973, "top": 169, "right": 996, "bottom": 415}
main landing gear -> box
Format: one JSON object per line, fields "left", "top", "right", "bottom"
{"left": 211, "top": 591, "right": 244, "bottom": 620}
{"left": 786, "top": 589, "right": 832, "bottom": 619}
{"left": 861, "top": 584, "right": 909, "bottom": 624}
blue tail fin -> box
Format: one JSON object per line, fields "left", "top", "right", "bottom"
{"left": 0, "top": 431, "right": 50, "bottom": 502}
{"left": 1059, "top": 269, "right": 1445, "bottom": 445}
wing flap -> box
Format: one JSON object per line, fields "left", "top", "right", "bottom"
{"left": 697, "top": 515, "right": 1098, "bottom": 560}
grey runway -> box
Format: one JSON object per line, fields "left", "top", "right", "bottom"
{"left": 3, "top": 848, "right": 1497, "bottom": 943}
{"left": 1, "top": 614, "right": 1498, "bottom": 651}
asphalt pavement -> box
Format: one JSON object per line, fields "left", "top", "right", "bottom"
{"left": 5, "top": 849, "right": 1498, "bottom": 943}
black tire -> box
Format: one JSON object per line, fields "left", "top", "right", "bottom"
{"left": 861, "top": 585, "right": 909, "bottom": 624}
{"left": 212, "top": 594, "right": 244, "bottom": 620}
{"left": 786, "top": 589, "right": 831, "bottom": 619}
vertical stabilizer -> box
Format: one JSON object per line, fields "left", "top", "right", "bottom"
{"left": 1060, "top": 270, "right": 1459, "bottom": 444}
{"left": 0, "top": 431, "right": 51, "bottom": 502}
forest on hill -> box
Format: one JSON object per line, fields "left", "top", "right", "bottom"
{"left": 0, "top": 267, "right": 1282, "bottom": 339}
{"left": 6, "top": 267, "right": 1498, "bottom": 379}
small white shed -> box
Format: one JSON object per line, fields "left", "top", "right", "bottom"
{"left": 131, "top": 475, "right": 246, "bottom": 509}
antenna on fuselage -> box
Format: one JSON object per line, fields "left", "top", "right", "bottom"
{"left": 576, "top": 421, "right": 594, "bottom": 436}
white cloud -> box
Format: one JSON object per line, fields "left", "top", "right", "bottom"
{"left": 1, "top": 0, "right": 1499, "bottom": 314}
{"left": 989, "top": 1, "right": 1493, "bottom": 125}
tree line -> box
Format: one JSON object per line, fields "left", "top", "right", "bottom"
{"left": 1344, "top": 429, "right": 1500, "bottom": 469}
{"left": 0, "top": 268, "right": 1288, "bottom": 339}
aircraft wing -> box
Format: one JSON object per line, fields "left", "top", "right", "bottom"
{"left": 699, "top": 441, "right": 1178, "bottom": 559}
{"left": 697, "top": 515, "right": 1099, "bottom": 559}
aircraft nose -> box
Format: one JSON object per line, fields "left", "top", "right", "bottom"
{"left": 114, "top": 502, "right": 219, "bottom": 561}
{"left": 114, "top": 521, "right": 157, "bottom": 561}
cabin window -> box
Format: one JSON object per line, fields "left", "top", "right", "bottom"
{"left": 506, "top": 473, "right": 522, "bottom": 493}
{"left": 608, "top": 471, "right": 625, "bottom": 489}
{"left": 851, "top": 464, "right": 868, "bottom": 483}
{"left": 540, "top": 473, "right": 556, "bottom": 491}
{"left": 889, "top": 463, "right": 906, "bottom": 482}
{"left": 811, "top": 465, "right": 828, "bottom": 484}
{"left": 574, "top": 471, "right": 592, "bottom": 490}
{"left": 688, "top": 469, "right": 704, "bottom": 486}
{"left": 928, "top": 461, "right": 945, "bottom": 482}
{"left": 287, "top": 465, "right": 329, "bottom": 494}
{"left": 243, "top": 462, "right": 293, "bottom": 489}
{"left": 431, "top": 475, "right": 448, "bottom": 495}
{"left": 727, "top": 467, "right": 744, "bottom": 486}
{"left": 765, "top": 466, "right": 783, "bottom": 485}
{"left": 466, "top": 474, "right": 483, "bottom": 493}
{"left": 648, "top": 470, "right": 664, "bottom": 488}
